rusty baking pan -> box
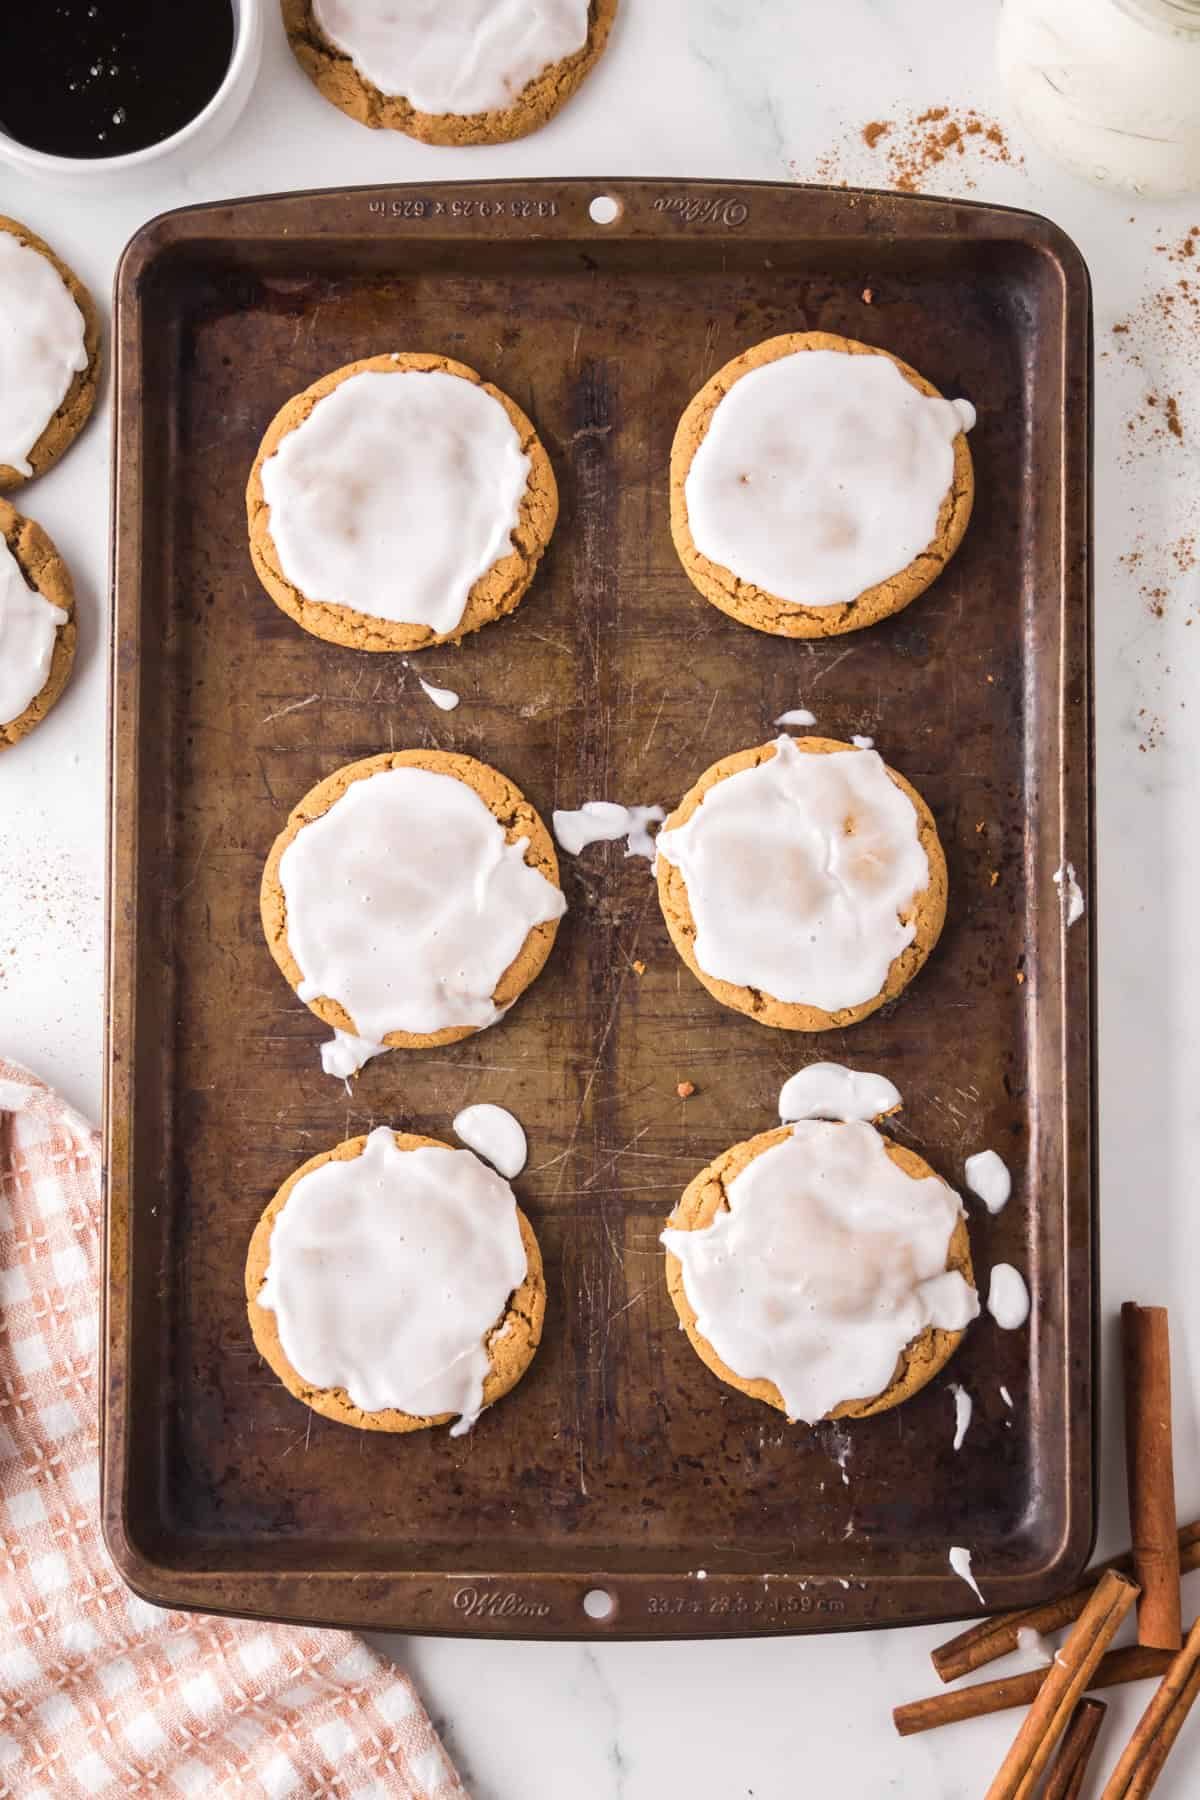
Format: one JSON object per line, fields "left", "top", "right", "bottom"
{"left": 103, "top": 178, "right": 1093, "bottom": 1638}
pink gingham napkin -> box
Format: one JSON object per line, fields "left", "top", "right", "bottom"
{"left": 0, "top": 1057, "right": 467, "bottom": 1800}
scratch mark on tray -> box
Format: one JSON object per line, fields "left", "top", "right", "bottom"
{"left": 809, "top": 647, "right": 857, "bottom": 687}
{"left": 174, "top": 827, "right": 217, "bottom": 901}
{"left": 261, "top": 693, "right": 319, "bottom": 726}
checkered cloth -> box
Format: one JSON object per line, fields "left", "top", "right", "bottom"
{"left": 0, "top": 1058, "right": 466, "bottom": 1800}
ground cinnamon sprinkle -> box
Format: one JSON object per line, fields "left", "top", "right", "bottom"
{"left": 807, "top": 105, "right": 1021, "bottom": 194}
{"left": 1166, "top": 396, "right": 1183, "bottom": 441}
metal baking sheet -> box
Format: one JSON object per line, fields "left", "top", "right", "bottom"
{"left": 103, "top": 178, "right": 1094, "bottom": 1638}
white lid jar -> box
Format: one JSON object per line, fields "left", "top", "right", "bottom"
{"left": 997, "top": 0, "right": 1200, "bottom": 195}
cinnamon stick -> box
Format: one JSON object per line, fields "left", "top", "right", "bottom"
{"left": 1043, "top": 1698, "right": 1107, "bottom": 1800}
{"left": 931, "top": 1522, "right": 1200, "bottom": 1683}
{"left": 1122, "top": 1304, "right": 1181, "bottom": 1650}
{"left": 1102, "top": 1615, "right": 1200, "bottom": 1797}
{"left": 896, "top": 1645, "right": 1172, "bottom": 1737}
{"left": 982, "top": 1569, "right": 1138, "bottom": 1799}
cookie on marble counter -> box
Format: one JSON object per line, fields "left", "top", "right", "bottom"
{"left": 0, "top": 499, "right": 76, "bottom": 751}
{"left": 0, "top": 216, "right": 100, "bottom": 491}
{"left": 282, "top": 0, "right": 617, "bottom": 144}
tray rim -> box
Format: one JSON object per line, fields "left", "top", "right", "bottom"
{"left": 101, "top": 174, "right": 1096, "bottom": 1640}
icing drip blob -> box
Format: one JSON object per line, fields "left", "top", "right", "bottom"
{"left": 311, "top": 0, "right": 589, "bottom": 115}
{"left": 552, "top": 802, "right": 665, "bottom": 862}
{"left": 987, "top": 1264, "right": 1031, "bottom": 1330}
{"left": 684, "top": 347, "right": 975, "bottom": 607}
{"left": 655, "top": 735, "right": 931, "bottom": 1012}
{"left": 256, "top": 1127, "right": 528, "bottom": 1434}
{"left": 0, "top": 232, "right": 88, "bottom": 478}
{"left": 453, "top": 1103, "right": 527, "bottom": 1179}
{"left": 0, "top": 537, "right": 67, "bottom": 726}
{"left": 261, "top": 367, "right": 531, "bottom": 638}
{"left": 661, "top": 1120, "right": 978, "bottom": 1425}
{"left": 778, "top": 1062, "right": 901, "bottom": 1124}
{"left": 949, "top": 1545, "right": 985, "bottom": 1605}
{"left": 964, "top": 1148, "right": 1012, "bottom": 1215}
{"left": 278, "top": 762, "right": 566, "bottom": 1047}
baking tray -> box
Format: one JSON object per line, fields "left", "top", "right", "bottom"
{"left": 103, "top": 178, "right": 1094, "bottom": 1639}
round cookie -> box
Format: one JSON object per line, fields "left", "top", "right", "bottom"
{"left": 670, "top": 330, "right": 974, "bottom": 638}
{"left": 246, "top": 352, "right": 558, "bottom": 653}
{"left": 261, "top": 748, "right": 565, "bottom": 1050}
{"left": 655, "top": 736, "right": 947, "bottom": 1031}
{"left": 0, "top": 500, "right": 76, "bottom": 751}
{"left": 0, "top": 216, "right": 101, "bottom": 491}
{"left": 282, "top": 0, "right": 617, "bottom": 145}
{"left": 662, "top": 1123, "right": 976, "bottom": 1421}
{"left": 246, "top": 1128, "right": 545, "bottom": 1433}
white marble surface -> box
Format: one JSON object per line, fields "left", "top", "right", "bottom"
{"left": 2, "top": 0, "right": 1199, "bottom": 1793}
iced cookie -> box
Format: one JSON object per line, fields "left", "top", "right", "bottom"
{"left": 282, "top": 0, "right": 617, "bottom": 144}
{"left": 0, "top": 217, "right": 100, "bottom": 491}
{"left": 0, "top": 501, "right": 76, "bottom": 751}
{"left": 247, "top": 352, "right": 557, "bottom": 652}
{"left": 670, "top": 331, "right": 975, "bottom": 637}
{"left": 246, "top": 1126, "right": 545, "bottom": 1434}
{"left": 655, "top": 735, "right": 947, "bottom": 1030}
{"left": 662, "top": 1120, "right": 978, "bottom": 1423}
{"left": 261, "top": 749, "right": 567, "bottom": 1072}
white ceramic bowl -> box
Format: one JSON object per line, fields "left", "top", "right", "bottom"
{"left": 0, "top": 0, "right": 264, "bottom": 190}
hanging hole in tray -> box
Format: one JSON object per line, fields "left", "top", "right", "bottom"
{"left": 582, "top": 1586, "right": 616, "bottom": 1621}
{"left": 588, "top": 194, "right": 622, "bottom": 225}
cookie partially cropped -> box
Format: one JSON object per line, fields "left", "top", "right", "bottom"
{"left": 0, "top": 216, "right": 100, "bottom": 491}
{"left": 662, "top": 1120, "right": 978, "bottom": 1423}
{"left": 261, "top": 749, "right": 567, "bottom": 1073}
{"left": 282, "top": 0, "right": 616, "bottom": 144}
{"left": 655, "top": 735, "right": 947, "bottom": 1031}
{"left": 246, "top": 1126, "right": 545, "bottom": 1434}
{"left": 247, "top": 352, "right": 557, "bottom": 653}
{"left": 670, "top": 331, "right": 974, "bottom": 637}
{"left": 0, "top": 500, "right": 76, "bottom": 751}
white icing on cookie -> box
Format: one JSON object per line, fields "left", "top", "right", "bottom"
{"left": 0, "top": 537, "right": 68, "bottom": 727}
{"left": 0, "top": 233, "right": 88, "bottom": 478}
{"left": 949, "top": 1545, "right": 985, "bottom": 1605}
{"left": 454, "top": 1103, "right": 527, "bottom": 1178}
{"left": 312, "top": 0, "right": 589, "bottom": 115}
{"left": 256, "top": 1126, "right": 527, "bottom": 1432}
{"left": 987, "top": 1263, "right": 1031, "bottom": 1330}
{"left": 552, "top": 801, "right": 665, "bottom": 861}
{"left": 261, "top": 367, "right": 531, "bottom": 639}
{"left": 778, "top": 1062, "right": 901, "bottom": 1124}
{"left": 656, "top": 735, "right": 931, "bottom": 1013}
{"left": 278, "top": 763, "right": 566, "bottom": 1044}
{"left": 660, "top": 1120, "right": 978, "bottom": 1425}
{"left": 949, "top": 1382, "right": 972, "bottom": 1451}
{"left": 964, "top": 1148, "right": 1012, "bottom": 1214}
{"left": 684, "top": 348, "right": 974, "bottom": 607}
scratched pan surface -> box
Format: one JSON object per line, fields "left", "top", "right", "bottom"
{"left": 104, "top": 179, "right": 1093, "bottom": 1638}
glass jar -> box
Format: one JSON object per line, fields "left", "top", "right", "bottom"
{"left": 996, "top": 0, "right": 1200, "bottom": 195}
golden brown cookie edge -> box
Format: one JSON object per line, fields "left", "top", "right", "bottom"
{"left": 245, "top": 351, "right": 558, "bottom": 652}
{"left": 0, "top": 499, "right": 77, "bottom": 749}
{"left": 260, "top": 748, "right": 564, "bottom": 1048}
{"left": 655, "top": 736, "right": 947, "bottom": 1031}
{"left": 281, "top": 0, "right": 617, "bottom": 144}
{"left": 662, "top": 1123, "right": 975, "bottom": 1421}
{"left": 0, "top": 215, "right": 101, "bottom": 492}
{"left": 246, "top": 1130, "right": 546, "bottom": 1432}
{"left": 669, "top": 330, "right": 974, "bottom": 638}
